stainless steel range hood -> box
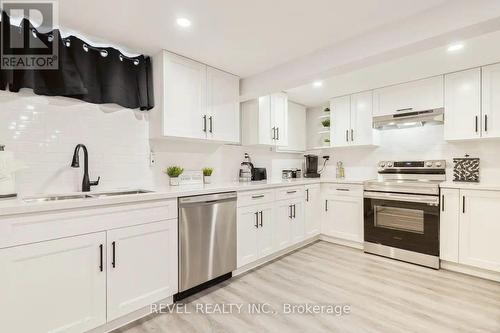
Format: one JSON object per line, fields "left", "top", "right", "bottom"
{"left": 373, "top": 108, "right": 444, "bottom": 130}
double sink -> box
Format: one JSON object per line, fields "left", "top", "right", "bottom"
{"left": 23, "top": 190, "right": 153, "bottom": 203}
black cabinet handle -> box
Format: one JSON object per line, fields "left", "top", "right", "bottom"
{"left": 209, "top": 116, "right": 213, "bottom": 133}
{"left": 202, "top": 115, "right": 207, "bottom": 132}
{"left": 112, "top": 241, "right": 116, "bottom": 268}
{"left": 485, "top": 114, "right": 488, "bottom": 132}
{"left": 254, "top": 212, "right": 259, "bottom": 228}
{"left": 475, "top": 115, "right": 478, "bottom": 133}
{"left": 289, "top": 205, "right": 293, "bottom": 219}
{"left": 306, "top": 189, "right": 309, "bottom": 202}
{"left": 396, "top": 107, "right": 413, "bottom": 112}
{"left": 351, "top": 129, "right": 354, "bottom": 142}
{"left": 259, "top": 211, "right": 263, "bottom": 227}
{"left": 293, "top": 204, "right": 296, "bottom": 218}
{"left": 441, "top": 195, "right": 445, "bottom": 212}
{"left": 99, "top": 244, "right": 103, "bottom": 272}
{"left": 325, "top": 200, "right": 328, "bottom": 211}
{"left": 336, "top": 188, "right": 350, "bottom": 192}
{"left": 252, "top": 194, "right": 265, "bottom": 199}
{"left": 462, "top": 195, "right": 466, "bottom": 213}
{"left": 346, "top": 130, "right": 349, "bottom": 142}
{"left": 287, "top": 190, "right": 297, "bottom": 194}
{"left": 276, "top": 127, "right": 279, "bottom": 140}
{"left": 272, "top": 127, "right": 276, "bottom": 140}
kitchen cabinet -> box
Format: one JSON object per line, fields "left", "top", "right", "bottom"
{"left": 372, "top": 75, "right": 444, "bottom": 117}
{"left": 107, "top": 220, "right": 178, "bottom": 321}
{"left": 237, "top": 203, "right": 274, "bottom": 267}
{"left": 304, "top": 184, "right": 321, "bottom": 237}
{"left": 460, "top": 190, "right": 500, "bottom": 272}
{"left": 277, "top": 101, "right": 306, "bottom": 152}
{"left": 440, "top": 188, "right": 460, "bottom": 263}
{"left": 274, "top": 200, "right": 295, "bottom": 250}
{"left": 241, "top": 93, "right": 289, "bottom": 147}
{"left": 330, "top": 91, "right": 378, "bottom": 147}
{"left": 322, "top": 185, "right": 363, "bottom": 243}
{"left": 206, "top": 66, "right": 241, "bottom": 143}
{"left": 150, "top": 50, "right": 240, "bottom": 143}
{"left": 481, "top": 63, "right": 500, "bottom": 139}
{"left": 444, "top": 68, "right": 481, "bottom": 140}
{"left": 0, "top": 232, "right": 107, "bottom": 333}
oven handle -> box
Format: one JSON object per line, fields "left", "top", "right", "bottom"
{"left": 364, "top": 191, "right": 439, "bottom": 205}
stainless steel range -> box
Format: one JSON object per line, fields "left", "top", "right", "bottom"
{"left": 363, "top": 160, "right": 446, "bottom": 269}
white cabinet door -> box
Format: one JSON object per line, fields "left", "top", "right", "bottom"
{"left": 460, "top": 190, "right": 500, "bottom": 272}
{"left": 373, "top": 76, "right": 443, "bottom": 117}
{"left": 0, "top": 233, "right": 106, "bottom": 333}
{"left": 206, "top": 66, "right": 240, "bottom": 143}
{"left": 291, "top": 200, "right": 305, "bottom": 244}
{"left": 163, "top": 52, "right": 207, "bottom": 139}
{"left": 323, "top": 195, "right": 363, "bottom": 243}
{"left": 331, "top": 95, "right": 351, "bottom": 147}
{"left": 237, "top": 206, "right": 260, "bottom": 267}
{"left": 274, "top": 200, "right": 293, "bottom": 250}
{"left": 257, "top": 204, "right": 275, "bottom": 258}
{"left": 440, "top": 188, "right": 460, "bottom": 263}
{"left": 107, "top": 220, "right": 178, "bottom": 321}
{"left": 444, "top": 68, "right": 481, "bottom": 141}
{"left": 278, "top": 101, "right": 306, "bottom": 152}
{"left": 258, "top": 96, "right": 274, "bottom": 145}
{"left": 305, "top": 185, "right": 321, "bottom": 237}
{"left": 271, "top": 93, "right": 289, "bottom": 147}
{"left": 481, "top": 63, "right": 500, "bottom": 138}
{"left": 350, "top": 90, "right": 375, "bottom": 146}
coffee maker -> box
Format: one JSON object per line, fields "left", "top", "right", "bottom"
{"left": 304, "top": 154, "right": 320, "bottom": 178}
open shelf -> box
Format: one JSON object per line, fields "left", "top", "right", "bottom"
{"left": 317, "top": 129, "right": 330, "bottom": 134}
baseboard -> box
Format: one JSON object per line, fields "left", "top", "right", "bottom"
{"left": 234, "top": 235, "right": 320, "bottom": 276}
{"left": 319, "top": 234, "right": 363, "bottom": 250}
{"left": 441, "top": 260, "right": 500, "bottom": 282}
{"left": 87, "top": 296, "right": 174, "bottom": 333}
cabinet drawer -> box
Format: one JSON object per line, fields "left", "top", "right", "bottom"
{"left": 323, "top": 183, "right": 363, "bottom": 197}
{"left": 238, "top": 189, "right": 275, "bottom": 207}
{"left": 275, "top": 186, "right": 304, "bottom": 201}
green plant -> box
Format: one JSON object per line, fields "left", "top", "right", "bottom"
{"left": 321, "top": 119, "right": 330, "bottom": 128}
{"left": 324, "top": 138, "right": 330, "bottom": 143}
{"left": 324, "top": 107, "right": 330, "bottom": 112}
{"left": 164, "top": 166, "right": 183, "bottom": 177}
{"left": 202, "top": 167, "right": 214, "bottom": 176}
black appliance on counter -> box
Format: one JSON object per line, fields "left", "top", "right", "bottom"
{"left": 252, "top": 168, "right": 267, "bottom": 181}
{"left": 304, "top": 154, "right": 320, "bottom": 178}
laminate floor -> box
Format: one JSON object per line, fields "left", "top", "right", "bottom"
{"left": 115, "top": 241, "right": 500, "bottom": 333}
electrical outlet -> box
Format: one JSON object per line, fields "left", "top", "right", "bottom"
{"left": 150, "top": 151, "right": 156, "bottom": 166}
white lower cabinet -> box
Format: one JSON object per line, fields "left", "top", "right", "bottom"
{"left": 304, "top": 184, "right": 321, "bottom": 237}
{"left": 459, "top": 190, "right": 500, "bottom": 272}
{"left": 439, "top": 188, "right": 460, "bottom": 262}
{"left": 107, "top": 220, "right": 178, "bottom": 321}
{"left": 274, "top": 200, "right": 294, "bottom": 250}
{"left": 322, "top": 193, "right": 364, "bottom": 243}
{"left": 237, "top": 203, "right": 274, "bottom": 267}
{"left": 0, "top": 232, "right": 107, "bottom": 333}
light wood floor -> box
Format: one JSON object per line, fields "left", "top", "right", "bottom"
{"left": 116, "top": 241, "right": 500, "bottom": 333}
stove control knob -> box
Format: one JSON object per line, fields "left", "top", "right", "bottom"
{"left": 426, "top": 161, "right": 433, "bottom": 167}
{"left": 387, "top": 162, "right": 393, "bottom": 168}
{"left": 435, "top": 162, "right": 442, "bottom": 168}
{"left": 379, "top": 162, "right": 386, "bottom": 168}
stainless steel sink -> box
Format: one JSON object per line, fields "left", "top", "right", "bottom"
{"left": 23, "top": 194, "right": 94, "bottom": 203}
{"left": 23, "top": 190, "right": 153, "bottom": 203}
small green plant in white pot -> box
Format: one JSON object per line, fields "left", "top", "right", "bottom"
{"left": 203, "top": 167, "right": 214, "bottom": 184}
{"left": 164, "top": 166, "right": 183, "bottom": 186}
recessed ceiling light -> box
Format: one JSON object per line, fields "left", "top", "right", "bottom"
{"left": 176, "top": 17, "right": 192, "bottom": 28}
{"left": 313, "top": 81, "right": 323, "bottom": 87}
{"left": 447, "top": 42, "right": 464, "bottom": 53}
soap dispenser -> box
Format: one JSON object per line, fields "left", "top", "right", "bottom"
{"left": 336, "top": 161, "right": 345, "bottom": 179}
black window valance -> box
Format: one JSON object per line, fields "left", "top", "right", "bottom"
{"left": 0, "top": 11, "right": 154, "bottom": 110}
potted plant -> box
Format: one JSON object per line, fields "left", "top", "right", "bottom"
{"left": 324, "top": 138, "right": 330, "bottom": 144}
{"left": 321, "top": 118, "right": 330, "bottom": 128}
{"left": 203, "top": 167, "right": 214, "bottom": 184}
{"left": 164, "top": 166, "right": 183, "bottom": 186}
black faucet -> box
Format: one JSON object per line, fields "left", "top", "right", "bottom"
{"left": 71, "top": 144, "right": 100, "bottom": 192}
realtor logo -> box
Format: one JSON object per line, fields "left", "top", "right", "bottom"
{"left": 1, "top": 0, "right": 59, "bottom": 69}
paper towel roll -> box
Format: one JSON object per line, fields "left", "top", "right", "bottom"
{"left": 0, "top": 150, "right": 23, "bottom": 196}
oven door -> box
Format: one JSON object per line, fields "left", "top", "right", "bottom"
{"left": 364, "top": 191, "right": 439, "bottom": 256}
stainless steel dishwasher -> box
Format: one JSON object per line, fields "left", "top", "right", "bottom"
{"left": 177, "top": 192, "right": 237, "bottom": 298}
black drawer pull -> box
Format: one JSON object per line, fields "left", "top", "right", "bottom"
{"left": 462, "top": 196, "right": 466, "bottom": 213}
{"left": 441, "top": 195, "right": 445, "bottom": 212}
{"left": 287, "top": 190, "right": 297, "bottom": 194}
{"left": 112, "top": 241, "right": 116, "bottom": 268}
{"left": 252, "top": 194, "right": 265, "bottom": 199}
{"left": 99, "top": 244, "right": 103, "bottom": 272}
{"left": 336, "top": 188, "right": 350, "bottom": 191}
{"left": 259, "top": 211, "right": 263, "bottom": 227}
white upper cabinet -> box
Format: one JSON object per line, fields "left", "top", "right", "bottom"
{"left": 150, "top": 50, "right": 240, "bottom": 143}
{"left": 330, "top": 91, "right": 378, "bottom": 147}
{"left": 241, "top": 93, "right": 289, "bottom": 147}
{"left": 206, "top": 66, "right": 241, "bottom": 143}
{"left": 277, "top": 101, "right": 306, "bottom": 152}
{"left": 373, "top": 76, "right": 444, "bottom": 117}
{"left": 481, "top": 63, "right": 500, "bottom": 139}
{"left": 444, "top": 68, "right": 482, "bottom": 141}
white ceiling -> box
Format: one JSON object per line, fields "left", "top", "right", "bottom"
{"left": 57, "top": 0, "right": 448, "bottom": 77}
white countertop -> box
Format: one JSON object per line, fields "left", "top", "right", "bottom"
{"left": 0, "top": 178, "right": 367, "bottom": 217}
{"left": 439, "top": 182, "right": 500, "bottom": 191}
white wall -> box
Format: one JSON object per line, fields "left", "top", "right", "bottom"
{"left": 320, "top": 124, "right": 500, "bottom": 183}
{"left": 0, "top": 90, "right": 303, "bottom": 196}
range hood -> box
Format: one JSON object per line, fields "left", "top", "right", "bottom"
{"left": 373, "top": 108, "right": 444, "bottom": 130}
